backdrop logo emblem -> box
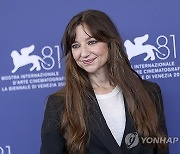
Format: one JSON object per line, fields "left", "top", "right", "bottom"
{"left": 11, "top": 45, "right": 50, "bottom": 73}
{"left": 124, "top": 34, "right": 168, "bottom": 61}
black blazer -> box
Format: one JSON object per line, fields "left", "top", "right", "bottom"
{"left": 40, "top": 80, "right": 169, "bottom": 154}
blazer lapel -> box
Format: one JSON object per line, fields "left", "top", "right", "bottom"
{"left": 87, "top": 88, "right": 124, "bottom": 154}
{"left": 120, "top": 97, "right": 137, "bottom": 153}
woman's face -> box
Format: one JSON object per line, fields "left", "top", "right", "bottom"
{"left": 71, "top": 24, "right": 109, "bottom": 74}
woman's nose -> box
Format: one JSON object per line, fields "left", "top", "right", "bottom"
{"left": 81, "top": 44, "right": 90, "bottom": 57}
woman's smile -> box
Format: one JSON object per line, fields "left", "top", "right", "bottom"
{"left": 82, "top": 58, "right": 97, "bottom": 65}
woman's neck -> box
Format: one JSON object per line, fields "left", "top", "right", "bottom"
{"left": 88, "top": 71, "right": 115, "bottom": 94}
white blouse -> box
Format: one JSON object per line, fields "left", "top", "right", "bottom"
{"left": 95, "top": 86, "right": 126, "bottom": 146}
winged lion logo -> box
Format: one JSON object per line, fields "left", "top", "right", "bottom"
{"left": 124, "top": 34, "right": 165, "bottom": 61}
{"left": 11, "top": 45, "right": 50, "bottom": 73}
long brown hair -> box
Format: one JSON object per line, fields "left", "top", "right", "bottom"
{"left": 59, "top": 9, "right": 167, "bottom": 153}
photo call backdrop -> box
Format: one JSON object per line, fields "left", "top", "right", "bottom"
{"left": 0, "top": 1, "right": 179, "bottom": 154}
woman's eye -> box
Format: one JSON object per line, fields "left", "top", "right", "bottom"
{"left": 71, "top": 44, "right": 80, "bottom": 49}
{"left": 88, "top": 40, "right": 97, "bottom": 45}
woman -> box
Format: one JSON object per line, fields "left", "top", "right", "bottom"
{"left": 40, "top": 9, "right": 169, "bottom": 154}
